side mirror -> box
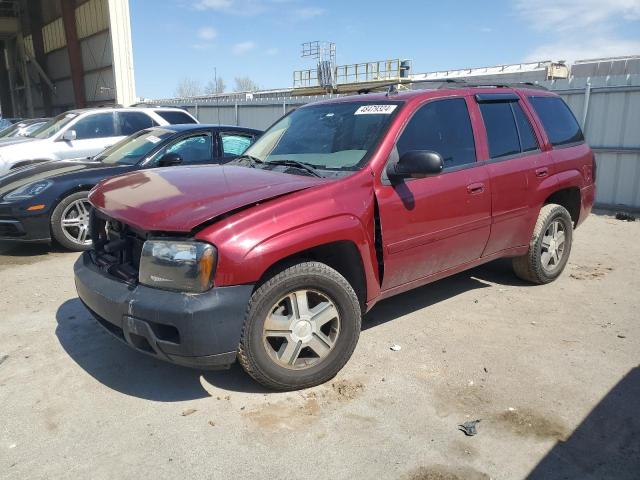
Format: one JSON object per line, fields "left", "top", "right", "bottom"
{"left": 387, "top": 150, "right": 444, "bottom": 181}
{"left": 61, "top": 129, "right": 77, "bottom": 142}
{"left": 157, "top": 152, "right": 183, "bottom": 167}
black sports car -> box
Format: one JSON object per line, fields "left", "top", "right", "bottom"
{"left": 0, "top": 124, "right": 261, "bottom": 250}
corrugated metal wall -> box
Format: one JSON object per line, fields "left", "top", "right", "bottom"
{"left": 166, "top": 76, "right": 640, "bottom": 210}
{"left": 179, "top": 96, "right": 329, "bottom": 131}
{"left": 19, "top": 0, "right": 135, "bottom": 114}
{"left": 546, "top": 75, "right": 640, "bottom": 210}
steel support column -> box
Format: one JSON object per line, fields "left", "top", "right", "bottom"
{"left": 0, "top": 41, "right": 13, "bottom": 117}
{"left": 25, "top": 0, "right": 52, "bottom": 115}
{"left": 61, "top": 0, "right": 86, "bottom": 108}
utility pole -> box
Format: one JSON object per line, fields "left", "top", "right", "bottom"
{"left": 215, "top": 67, "right": 221, "bottom": 125}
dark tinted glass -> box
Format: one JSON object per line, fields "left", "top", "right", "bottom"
{"left": 397, "top": 98, "right": 476, "bottom": 169}
{"left": 74, "top": 112, "right": 115, "bottom": 140}
{"left": 512, "top": 103, "right": 538, "bottom": 152}
{"left": 156, "top": 110, "right": 197, "bottom": 125}
{"left": 118, "top": 112, "right": 155, "bottom": 135}
{"left": 528, "top": 96, "right": 584, "bottom": 146}
{"left": 479, "top": 102, "right": 520, "bottom": 159}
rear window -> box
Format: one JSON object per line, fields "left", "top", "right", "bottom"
{"left": 528, "top": 96, "right": 584, "bottom": 147}
{"left": 118, "top": 111, "right": 156, "bottom": 135}
{"left": 155, "top": 110, "right": 197, "bottom": 125}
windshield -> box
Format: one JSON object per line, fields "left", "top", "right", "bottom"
{"left": 22, "top": 122, "right": 46, "bottom": 136}
{"left": 95, "top": 128, "right": 175, "bottom": 165}
{"left": 28, "top": 113, "right": 78, "bottom": 139}
{"left": 0, "top": 123, "right": 20, "bottom": 138}
{"left": 241, "top": 101, "right": 401, "bottom": 175}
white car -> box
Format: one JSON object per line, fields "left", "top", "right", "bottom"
{"left": 0, "top": 107, "right": 198, "bottom": 174}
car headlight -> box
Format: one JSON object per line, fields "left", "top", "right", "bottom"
{"left": 4, "top": 180, "right": 52, "bottom": 201}
{"left": 139, "top": 240, "right": 217, "bottom": 293}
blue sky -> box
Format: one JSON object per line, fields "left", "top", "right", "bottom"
{"left": 130, "top": 0, "right": 640, "bottom": 99}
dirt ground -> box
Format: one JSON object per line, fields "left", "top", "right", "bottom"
{"left": 1, "top": 213, "right": 638, "bottom": 480}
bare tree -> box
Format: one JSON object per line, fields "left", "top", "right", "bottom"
{"left": 233, "top": 76, "right": 260, "bottom": 92}
{"left": 174, "top": 77, "right": 203, "bottom": 98}
{"left": 205, "top": 77, "right": 226, "bottom": 95}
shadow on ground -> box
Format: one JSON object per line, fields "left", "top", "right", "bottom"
{"left": 528, "top": 366, "right": 640, "bottom": 479}
{"left": 364, "top": 258, "right": 530, "bottom": 330}
{"left": 56, "top": 258, "right": 528, "bottom": 400}
{"left": 0, "top": 241, "right": 60, "bottom": 257}
{"left": 55, "top": 298, "right": 271, "bottom": 401}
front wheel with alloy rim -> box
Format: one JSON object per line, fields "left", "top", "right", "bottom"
{"left": 50, "top": 191, "right": 93, "bottom": 251}
{"left": 512, "top": 203, "right": 573, "bottom": 284}
{"left": 238, "top": 261, "right": 361, "bottom": 391}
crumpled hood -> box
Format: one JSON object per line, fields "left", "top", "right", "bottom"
{"left": 89, "top": 165, "right": 327, "bottom": 232}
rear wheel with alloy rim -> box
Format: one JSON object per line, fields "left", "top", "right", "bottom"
{"left": 513, "top": 203, "right": 573, "bottom": 284}
{"left": 238, "top": 261, "right": 361, "bottom": 390}
{"left": 50, "top": 191, "right": 93, "bottom": 251}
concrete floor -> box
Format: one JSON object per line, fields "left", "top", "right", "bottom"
{"left": 1, "top": 213, "right": 638, "bottom": 480}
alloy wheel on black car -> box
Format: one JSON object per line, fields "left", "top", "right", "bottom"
{"left": 50, "top": 191, "right": 93, "bottom": 251}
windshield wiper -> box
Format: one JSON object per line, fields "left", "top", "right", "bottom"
{"left": 265, "top": 159, "right": 322, "bottom": 177}
{"left": 231, "top": 154, "right": 265, "bottom": 168}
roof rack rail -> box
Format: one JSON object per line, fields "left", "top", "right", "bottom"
{"left": 356, "top": 79, "right": 548, "bottom": 95}
{"left": 357, "top": 79, "right": 464, "bottom": 95}
{"left": 449, "top": 80, "right": 549, "bottom": 91}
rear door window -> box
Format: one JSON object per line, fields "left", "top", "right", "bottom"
{"left": 479, "top": 100, "right": 540, "bottom": 158}
{"left": 479, "top": 102, "right": 521, "bottom": 159}
{"left": 155, "top": 110, "right": 197, "bottom": 125}
{"left": 397, "top": 98, "right": 476, "bottom": 169}
{"left": 118, "top": 112, "right": 156, "bottom": 136}
{"left": 528, "top": 96, "right": 584, "bottom": 146}
{"left": 512, "top": 103, "right": 539, "bottom": 152}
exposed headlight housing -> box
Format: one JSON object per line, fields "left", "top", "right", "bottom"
{"left": 139, "top": 240, "right": 217, "bottom": 293}
{"left": 4, "top": 180, "right": 52, "bottom": 201}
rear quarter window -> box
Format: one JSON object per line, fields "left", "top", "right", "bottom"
{"left": 155, "top": 110, "right": 197, "bottom": 125}
{"left": 528, "top": 96, "right": 584, "bottom": 147}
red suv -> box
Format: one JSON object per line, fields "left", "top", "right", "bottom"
{"left": 74, "top": 84, "right": 595, "bottom": 390}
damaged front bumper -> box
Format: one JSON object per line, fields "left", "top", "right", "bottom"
{"left": 73, "top": 252, "right": 253, "bottom": 369}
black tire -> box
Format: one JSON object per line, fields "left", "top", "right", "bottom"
{"left": 238, "top": 261, "right": 361, "bottom": 391}
{"left": 513, "top": 203, "right": 573, "bottom": 284}
{"left": 50, "top": 191, "right": 93, "bottom": 252}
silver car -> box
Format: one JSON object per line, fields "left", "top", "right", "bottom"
{"left": 0, "top": 107, "right": 198, "bottom": 174}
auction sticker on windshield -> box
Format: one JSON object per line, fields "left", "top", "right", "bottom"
{"left": 354, "top": 105, "right": 397, "bottom": 115}
{"left": 146, "top": 135, "right": 162, "bottom": 144}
